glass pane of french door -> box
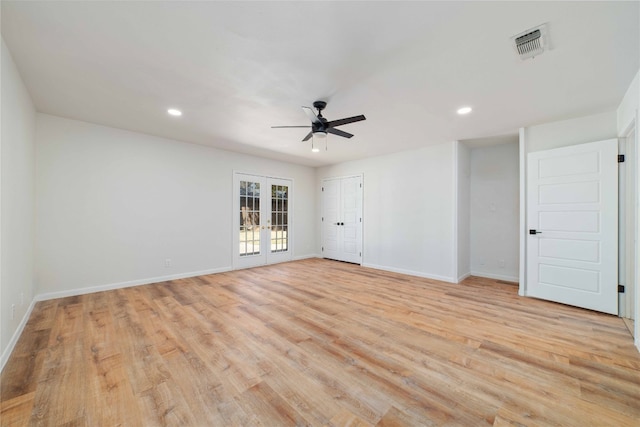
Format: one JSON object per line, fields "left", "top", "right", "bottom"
{"left": 270, "top": 184, "right": 288, "bottom": 253}
{"left": 239, "top": 179, "right": 261, "bottom": 256}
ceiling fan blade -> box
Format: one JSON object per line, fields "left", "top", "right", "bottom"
{"left": 271, "top": 125, "right": 311, "bottom": 128}
{"left": 327, "top": 128, "right": 354, "bottom": 139}
{"left": 326, "top": 115, "right": 366, "bottom": 128}
{"left": 302, "top": 131, "right": 313, "bottom": 142}
{"left": 302, "top": 106, "right": 322, "bottom": 124}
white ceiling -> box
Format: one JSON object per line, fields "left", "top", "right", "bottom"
{"left": 2, "top": 1, "right": 638, "bottom": 167}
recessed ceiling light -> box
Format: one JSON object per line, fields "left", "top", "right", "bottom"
{"left": 457, "top": 106, "right": 472, "bottom": 115}
{"left": 167, "top": 108, "right": 182, "bottom": 116}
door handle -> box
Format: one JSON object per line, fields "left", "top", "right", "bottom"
{"left": 334, "top": 222, "right": 345, "bottom": 226}
{"left": 529, "top": 229, "right": 542, "bottom": 235}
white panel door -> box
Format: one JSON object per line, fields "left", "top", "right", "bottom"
{"left": 340, "top": 176, "right": 363, "bottom": 263}
{"left": 527, "top": 139, "right": 618, "bottom": 314}
{"left": 234, "top": 173, "right": 292, "bottom": 269}
{"left": 322, "top": 176, "right": 363, "bottom": 264}
{"left": 322, "top": 178, "right": 341, "bottom": 261}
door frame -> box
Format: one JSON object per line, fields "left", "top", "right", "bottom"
{"left": 619, "top": 131, "right": 637, "bottom": 319}
{"left": 321, "top": 173, "right": 364, "bottom": 264}
{"left": 232, "top": 171, "right": 294, "bottom": 270}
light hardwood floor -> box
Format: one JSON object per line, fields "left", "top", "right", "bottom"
{"left": 1, "top": 258, "right": 639, "bottom": 426}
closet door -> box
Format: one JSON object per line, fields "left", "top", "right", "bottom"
{"left": 322, "top": 175, "right": 363, "bottom": 264}
{"left": 322, "top": 178, "right": 341, "bottom": 261}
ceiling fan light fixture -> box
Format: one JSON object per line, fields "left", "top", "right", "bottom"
{"left": 311, "top": 147, "right": 320, "bottom": 153}
{"left": 313, "top": 131, "right": 327, "bottom": 139}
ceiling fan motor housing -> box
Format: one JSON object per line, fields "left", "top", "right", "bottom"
{"left": 313, "top": 100, "right": 327, "bottom": 111}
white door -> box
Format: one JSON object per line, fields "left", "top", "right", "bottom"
{"left": 340, "top": 176, "right": 363, "bottom": 263}
{"left": 322, "top": 178, "right": 341, "bottom": 261}
{"left": 526, "top": 139, "right": 618, "bottom": 314}
{"left": 233, "top": 173, "right": 292, "bottom": 269}
{"left": 321, "top": 176, "right": 362, "bottom": 264}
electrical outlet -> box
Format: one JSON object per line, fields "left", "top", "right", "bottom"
{"left": 499, "top": 259, "right": 505, "bottom": 268}
{"left": 164, "top": 258, "right": 172, "bottom": 268}
{"left": 11, "top": 304, "right": 15, "bottom": 320}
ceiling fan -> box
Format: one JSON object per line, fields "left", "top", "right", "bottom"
{"left": 272, "top": 101, "right": 366, "bottom": 143}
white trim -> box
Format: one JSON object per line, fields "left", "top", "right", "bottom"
{"left": 34, "top": 267, "right": 231, "bottom": 302}
{"left": 470, "top": 271, "right": 519, "bottom": 283}
{"left": 457, "top": 272, "right": 471, "bottom": 282}
{"left": 362, "top": 262, "right": 456, "bottom": 283}
{"left": 232, "top": 169, "right": 295, "bottom": 182}
{"left": 518, "top": 127, "right": 527, "bottom": 296}
{"left": 636, "top": 112, "right": 639, "bottom": 353}
{"left": 293, "top": 254, "right": 320, "bottom": 261}
{"left": 630, "top": 110, "right": 640, "bottom": 352}
{"left": 1, "top": 298, "right": 37, "bottom": 372}
{"left": 452, "top": 141, "right": 459, "bottom": 284}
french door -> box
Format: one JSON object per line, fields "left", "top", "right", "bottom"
{"left": 526, "top": 139, "right": 618, "bottom": 314}
{"left": 233, "top": 173, "right": 292, "bottom": 269}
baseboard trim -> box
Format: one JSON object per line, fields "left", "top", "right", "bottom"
{"left": 361, "top": 263, "right": 455, "bottom": 283}
{"left": 35, "top": 266, "right": 233, "bottom": 302}
{"left": 1, "top": 298, "right": 37, "bottom": 373}
{"left": 457, "top": 272, "right": 471, "bottom": 283}
{"left": 470, "top": 271, "right": 519, "bottom": 283}
{"left": 292, "top": 254, "right": 321, "bottom": 261}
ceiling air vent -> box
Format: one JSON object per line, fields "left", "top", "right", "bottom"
{"left": 512, "top": 24, "right": 548, "bottom": 60}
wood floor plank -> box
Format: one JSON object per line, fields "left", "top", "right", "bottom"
{"left": 2, "top": 258, "right": 639, "bottom": 426}
{"left": 0, "top": 392, "right": 35, "bottom": 427}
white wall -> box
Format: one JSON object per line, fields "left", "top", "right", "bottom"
{"left": 618, "top": 70, "right": 639, "bottom": 135}
{"left": 469, "top": 141, "right": 519, "bottom": 282}
{"left": 317, "top": 142, "right": 457, "bottom": 282}
{"left": 35, "top": 114, "right": 317, "bottom": 297}
{"left": 525, "top": 111, "right": 617, "bottom": 153}
{"left": 456, "top": 142, "right": 470, "bottom": 281}
{"left": 1, "top": 40, "right": 37, "bottom": 363}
